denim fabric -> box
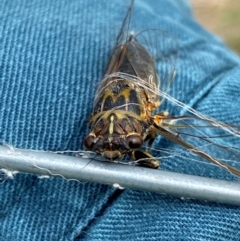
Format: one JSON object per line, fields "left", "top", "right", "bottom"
{"left": 0, "top": 0, "right": 240, "bottom": 240}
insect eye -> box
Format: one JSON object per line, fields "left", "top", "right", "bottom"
{"left": 126, "top": 134, "right": 143, "bottom": 149}
{"left": 84, "top": 135, "right": 95, "bottom": 150}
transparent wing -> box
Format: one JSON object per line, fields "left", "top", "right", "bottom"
{"left": 135, "top": 29, "right": 179, "bottom": 103}
{"left": 146, "top": 86, "right": 240, "bottom": 179}
{"left": 152, "top": 115, "right": 240, "bottom": 176}
{"left": 121, "top": 45, "right": 240, "bottom": 179}
{"left": 103, "top": 0, "right": 178, "bottom": 101}
{"left": 104, "top": 0, "right": 134, "bottom": 76}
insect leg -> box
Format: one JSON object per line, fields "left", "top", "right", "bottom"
{"left": 127, "top": 150, "right": 160, "bottom": 169}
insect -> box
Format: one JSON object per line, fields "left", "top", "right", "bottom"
{"left": 83, "top": 0, "right": 240, "bottom": 176}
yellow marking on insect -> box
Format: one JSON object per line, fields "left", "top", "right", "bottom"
{"left": 90, "top": 110, "right": 146, "bottom": 124}
{"left": 109, "top": 115, "right": 114, "bottom": 135}
{"left": 102, "top": 88, "right": 132, "bottom": 104}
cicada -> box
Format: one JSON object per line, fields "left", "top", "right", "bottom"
{"left": 84, "top": 0, "right": 240, "bottom": 176}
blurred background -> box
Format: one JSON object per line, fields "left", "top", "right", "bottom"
{"left": 192, "top": 0, "right": 240, "bottom": 54}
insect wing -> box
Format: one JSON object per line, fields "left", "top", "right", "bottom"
{"left": 97, "top": 0, "right": 179, "bottom": 107}
{"left": 104, "top": 0, "right": 134, "bottom": 76}
{"left": 134, "top": 29, "right": 179, "bottom": 103}
{"left": 93, "top": 0, "right": 134, "bottom": 107}
{"left": 151, "top": 111, "right": 240, "bottom": 179}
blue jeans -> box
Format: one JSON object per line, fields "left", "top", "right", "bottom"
{"left": 0, "top": 0, "right": 240, "bottom": 240}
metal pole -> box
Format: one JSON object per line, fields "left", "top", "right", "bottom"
{"left": 0, "top": 145, "right": 240, "bottom": 206}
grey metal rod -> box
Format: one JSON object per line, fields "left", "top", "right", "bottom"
{"left": 0, "top": 145, "right": 240, "bottom": 206}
